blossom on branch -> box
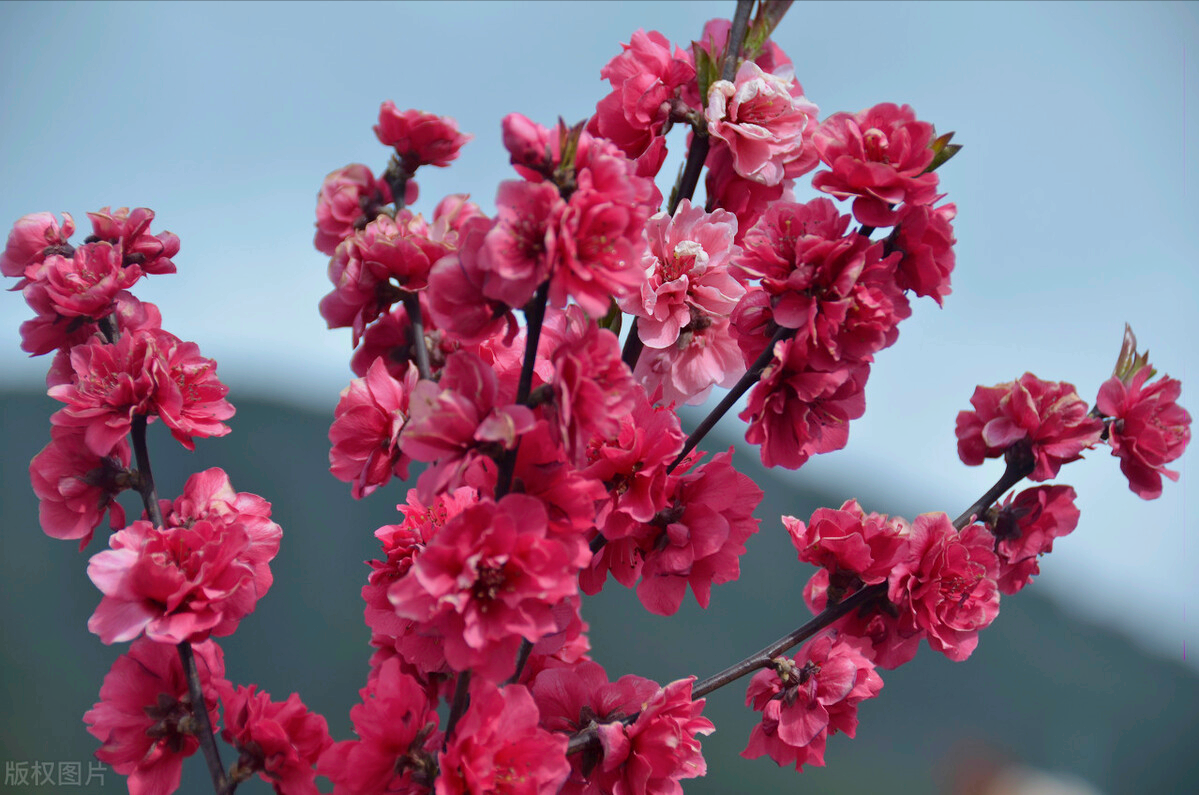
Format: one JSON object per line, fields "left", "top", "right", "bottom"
{"left": 1096, "top": 367, "right": 1191, "bottom": 500}
{"left": 329, "top": 358, "right": 420, "bottom": 499}
{"left": 219, "top": 684, "right": 332, "bottom": 795}
{"left": 83, "top": 637, "right": 226, "bottom": 795}
{"left": 375, "top": 102, "right": 472, "bottom": 170}
{"left": 30, "top": 425, "right": 130, "bottom": 546}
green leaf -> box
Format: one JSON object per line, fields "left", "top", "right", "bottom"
{"left": 598, "top": 299, "right": 623, "bottom": 336}
{"left": 692, "top": 37, "right": 723, "bottom": 103}
{"left": 924, "top": 131, "right": 963, "bottom": 173}
{"left": 743, "top": 1, "right": 794, "bottom": 62}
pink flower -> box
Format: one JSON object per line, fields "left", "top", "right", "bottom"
{"left": 364, "top": 488, "right": 477, "bottom": 686}
{"left": 48, "top": 328, "right": 234, "bottom": 455}
{"left": 703, "top": 137, "right": 792, "bottom": 242}
{"left": 479, "top": 179, "right": 563, "bottom": 308}
{"left": 219, "top": 685, "right": 332, "bottom": 795}
{"left": 955, "top": 373, "right": 1104, "bottom": 482}
{"left": 87, "top": 468, "right": 282, "bottom": 644}
{"left": 887, "top": 513, "right": 1000, "bottom": 662}
{"left": 589, "top": 29, "right": 696, "bottom": 175}
{"left": 620, "top": 199, "right": 744, "bottom": 349}
{"left": 86, "top": 207, "right": 180, "bottom": 276}
{"left": 318, "top": 657, "right": 442, "bottom": 795}
{"left": 1096, "top": 367, "right": 1191, "bottom": 499}
{"left": 401, "top": 350, "right": 535, "bottom": 500}
{"left": 83, "top": 637, "right": 225, "bottom": 795}
{"left": 595, "top": 676, "right": 714, "bottom": 795}
{"left": 989, "top": 485, "right": 1080, "bottom": 595}
{"left": 23, "top": 289, "right": 161, "bottom": 359}
{"left": 31, "top": 241, "right": 140, "bottom": 319}
{"left": 546, "top": 306, "right": 636, "bottom": 463}
{"left": 314, "top": 163, "right": 394, "bottom": 256}
{"left": 804, "top": 569, "right": 923, "bottom": 669}
{"left": 29, "top": 425, "right": 130, "bottom": 546}
{"left": 1, "top": 211, "right": 75, "bottom": 278}
{"left": 892, "top": 202, "right": 957, "bottom": 304}
{"left": 329, "top": 358, "right": 420, "bottom": 499}
{"left": 812, "top": 103, "right": 940, "bottom": 226}
{"left": 741, "top": 636, "right": 882, "bottom": 771}
{"left": 706, "top": 60, "right": 820, "bottom": 187}
{"left": 633, "top": 312, "right": 747, "bottom": 407}
{"left": 425, "top": 216, "right": 520, "bottom": 347}
{"left": 375, "top": 102, "right": 471, "bottom": 169}
{"left": 388, "top": 494, "right": 582, "bottom": 683}
{"left": 740, "top": 342, "right": 868, "bottom": 470}
{"left": 785, "top": 499, "right": 910, "bottom": 595}
{"left": 634, "top": 449, "right": 763, "bottom": 616}
{"left": 320, "top": 211, "right": 453, "bottom": 343}
{"left": 436, "top": 681, "right": 570, "bottom": 795}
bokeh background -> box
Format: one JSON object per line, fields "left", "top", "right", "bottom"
{"left": 1, "top": 2, "right": 1196, "bottom": 793}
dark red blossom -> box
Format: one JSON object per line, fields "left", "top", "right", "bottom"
{"left": 436, "top": 681, "right": 570, "bottom": 795}
{"left": 83, "top": 637, "right": 226, "bottom": 795}
{"left": 741, "top": 636, "right": 882, "bottom": 771}
{"left": 318, "top": 657, "right": 442, "bottom": 795}
{"left": 812, "top": 103, "right": 940, "bottom": 226}
{"left": 989, "top": 485, "right": 1080, "bottom": 595}
{"left": 219, "top": 685, "right": 332, "bottom": 795}
{"left": 887, "top": 513, "right": 1000, "bottom": 662}
{"left": 1096, "top": 367, "right": 1191, "bottom": 500}
{"left": 48, "top": 328, "right": 234, "bottom": 455}
{"left": 956, "top": 373, "right": 1104, "bottom": 482}
{"left": 329, "top": 358, "right": 420, "bottom": 499}
{"left": 375, "top": 102, "right": 471, "bottom": 169}
{"left": 786, "top": 499, "right": 909, "bottom": 595}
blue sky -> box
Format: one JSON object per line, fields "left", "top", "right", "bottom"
{"left": 1, "top": 1, "right": 1197, "bottom": 667}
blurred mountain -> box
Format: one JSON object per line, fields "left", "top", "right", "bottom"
{"left": 2, "top": 390, "right": 1194, "bottom": 794}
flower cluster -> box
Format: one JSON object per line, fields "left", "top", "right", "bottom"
{"left": 6, "top": 5, "right": 1192, "bottom": 794}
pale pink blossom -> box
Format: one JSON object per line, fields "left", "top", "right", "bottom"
{"left": 83, "top": 637, "right": 225, "bottom": 795}
{"left": 706, "top": 60, "right": 820, "bottom": 186}
{"left": 633, "top": 313, "right": 746, "bottom": 406}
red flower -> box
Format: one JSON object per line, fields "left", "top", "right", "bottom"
{"left": 436, "top": 681, "right": 570, "bottom": 795}
{"left": 1, "top": 211, "right": 75, "bottom": 278}
{"left": 741, "top": 636, "right": 882, "bottom": 771}
{"left": 329, "top": 358, "right": 420, "bottom": 499}
{"left": 314, "top": 163, "right": 394, "bottom": 256}
{"left": 956, "top": 373, "right": 1104, "bottom": 481}
{"left": 219, "top": 685, "right": 332, "bottom": 795}
{"left": 83, "top": 637, "right": 225, "bottom": 795}
{"left": 812, "top": 103, "right": 940, "bottom": 227}
{"left": 887, "top": 513, "right": 1000, "bottom": 662}
{"left": 989, "top": 485, "right": 1080, "bottom": 594}
{"left": 87, "top": 468, "right": 281, "bottom": 644}
{"left": 786, "top": 499, "right": 909, "bottom": 594}
{"left": 319, "top": 657, "right": 442, "bottom": 795}
{"left": 86, "top": 207, "right": 179, "bottom": 276}
{"left": 387, "top": 494, "right": 582, "bottom": 683}
{"left": 1096, "top": 367, "right": 1191, "bottom": 499}
{"left": 48, "top": 328, "right": 234, "bottom": 455}
{"left": 375, "top": 102, "right": 472, "bottom": 169}
{"left": 29, "top": 425, "right": 130, "bottom": 546}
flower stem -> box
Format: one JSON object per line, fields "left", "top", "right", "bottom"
{"left": 952, "top": 443, "right": 1036, "bottom": 530}
{"left": 667, "top": 325, "right": 793, "bottom": 473}
{"left": 443, "top": 670, "right": 472, "bottom": 746}
{"left": 130, "top": 415, "right": 164, "bottom": 527}
{"left": 178, "top": 642, "right": 231, "bottom": 795}
{"left": 621, "top": 318, "right": 643, "bottom": 370}
{"left": 402, "top": 293, "right": 433, "bottom": 381}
